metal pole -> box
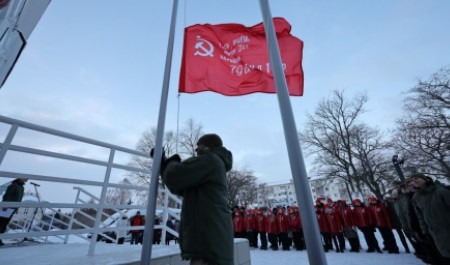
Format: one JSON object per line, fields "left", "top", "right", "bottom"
{"left": 88, "top": 148, "right": 115, "bottom": 256}
{"left": 140, "top": 0, "right": 179, "bottom": 264}
{"left": 258, "top": 1, "right": 328, "bottom": 264}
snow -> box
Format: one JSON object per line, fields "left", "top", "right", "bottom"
{"left": 0, "top": 231, "right": 424, "bottom": 265}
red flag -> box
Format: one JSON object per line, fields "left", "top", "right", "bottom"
{"left": 179, "top": 17, "right": 304, "bottom": 96}
{"left": 0, "top": 0, "right": 10, "bottom": 9}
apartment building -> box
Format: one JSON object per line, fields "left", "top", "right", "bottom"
{"left": 255, "top": 178, "right": 372, "bottom": 208}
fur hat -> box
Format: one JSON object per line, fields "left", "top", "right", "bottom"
{"left": 197, "top": 133, "right": 223, "bottom": 148}
{"left": 408, "top": 173, "right": 432, "bottom": 182}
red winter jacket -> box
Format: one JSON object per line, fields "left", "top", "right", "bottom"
{"left": 232, "top": 214, "right": 244, "bottom": 233}
{"left": 275, "top": 211, "right": 289, "bottom": 233}
{"left": 265, "top": 212, "right": 278, "bottom": 234}
{"left": 243, "top": 212, "right": 256, "bottom": 231}
{"left": 338, "top": 205, "right": 355, "bottom": 228}
{"left": 324, "top": 205, "right": 344, "bottom": 234}
{"left": 352, "top": 205, "right": 374, "bottom": 228}
{"left": 255, "top": 212, "right": 266, "bottom": 232}
{"left": 130, "top": 215, "right": 145, "bottom": 232}
{"left": 288, "top": 210, "right": 302, "bottom": 231}
{"left": 315, "top": 204, "right": 330, "bottom": 233}
{"left": 367, "top": 203, "right": 393, "bottom": 229}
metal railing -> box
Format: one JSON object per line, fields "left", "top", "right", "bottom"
{"left": 0, "top": 115, "right": 180, "bottom": 255}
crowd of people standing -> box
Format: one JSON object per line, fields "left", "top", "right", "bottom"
{"left": 232, "top": 173, "right": 449, "bottom": 265}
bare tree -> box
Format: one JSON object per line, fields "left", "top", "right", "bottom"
{"left": 105, "top": 178, "right": 132, "bottom": 205}
{"left": 394, "top": 66, "right": 450, "bottom": 179}
{"left": 126, "top": 119, "right": 204, "bottom": 205}
{"left": 178, "top": 118, "right": 204, "bottom": 157}
{"left": 227, "top": 167, "right": 257, "bottom": 207}
{"left": 300, "top": 90, "right": 393, "bottom": 199}
{"left": 130, "top": 128, "right": 177, "bottom": 187}
{"left": 350, "top": 124, "right": 397, "bottom": 197}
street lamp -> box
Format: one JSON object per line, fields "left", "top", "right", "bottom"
{"left": 392, "top": 155, "right": 405, "bottom": 181}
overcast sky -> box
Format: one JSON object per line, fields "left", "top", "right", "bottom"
{"left": 1, "top": 0, "right": 450, "bottom": 202}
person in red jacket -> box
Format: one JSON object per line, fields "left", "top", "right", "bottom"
{"left": 288, "top": 206, "right": 305, "bottom": 250}
{"left": 352, "top": 199, "right": 382, "bottom": 253}
{"left": 232, "top": 208, "right": 245, "bottom": 239}
{"left": 130, "top": 211, "right": 145, "bottom": 245}
{"left": 315, "top": 197, "right": 332, "bottom": 252}
{"left": 254, "top": 208, "right": 268, "bottom": 250}
{"left": 337, "top": 200, "right": 361, "bottom": 252}
{"left": 324, "top": 198, "right": 345, "bottom": 252}
{"left": 367, "top": 196, "right": 399, "bottom": 254}
{"left": 276, "top": 207, "right": 290, "bottom": 250}
{"left": 265, "top": 208, "right": 279, "bottom": 250}
{"left": 243, "top": 209, "right": 257, "bottom": 248}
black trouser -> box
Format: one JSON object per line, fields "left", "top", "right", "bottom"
{"left": 292, "top": 231, "right": 305, "bottom": 250}
{"left": 335, "top": 233, "right": 346, "bottom": 252}
{"left": 153, "top": 229, "right": 161, "bottom": 244}
{"left": 359, "top": 226, "right": 381, "bottom": 252}
{"left": 0, "top": 217, "right": 10, "bottom": 234}
{"left": 252, "top": 230, "right": 259, "bottom": 248}
{"left": 246, "top": 230, "right": 256, "bottom": 247}
{"left": 394, "top": 228, "right": 410, "bottom": 252}
{"left": 131, "top": 231, "right": 142, "bottom": 244}
{"left": 378, "top": 227, "right": 398, "bottom": 253}
{"left": 234, "top": 231, "right": 245, "bottom": 239}
{"left": 257, "top": 231, "right": 268, "bottom": 249}
{"left": 278, "top": 232, "right": 290, "bottom": 250}
{"left": 268, "top": 233, "right": 278, "bottom": 250}
{"left": 321, "top": 232, "right": 332, "bottom": 251}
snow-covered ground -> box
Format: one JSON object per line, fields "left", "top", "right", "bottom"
{"left": 0, "top": 231, "right": 424, "bottom": 265}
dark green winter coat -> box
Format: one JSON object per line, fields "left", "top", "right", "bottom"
{"left": 3, "top": 179, "right": 25, "bottom": 204}
{"left": 412, "top": 183, "right": 450, "bottom": 258}
{"left": 394, "top": 193, "right": 412, "bottom": 232}
{"left": 162, "top": 146, "right": 234, "bottom": 265}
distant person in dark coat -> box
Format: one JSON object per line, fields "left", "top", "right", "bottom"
{"left": 166, "top": 218, "right": 175, "bottom": 245}
{"left": 0, "top": 178, "right": 27, "bottom": 246}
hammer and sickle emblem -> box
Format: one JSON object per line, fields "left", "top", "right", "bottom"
{"left": 194, "top": 36, "right": 214, "bottom": 57}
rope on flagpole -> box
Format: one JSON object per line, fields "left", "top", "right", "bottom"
{"left": 176, "top": 93, "right": 180, "bottom": 153}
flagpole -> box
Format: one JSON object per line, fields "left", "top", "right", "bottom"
{"left": 140, "top": 0, "right": 179, "bottom": 264}
{"left": 258, "top": 1, "right": 328, "bottom": 264}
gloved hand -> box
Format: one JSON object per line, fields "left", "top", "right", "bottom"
{"left": 161, "top": 154, "right": 181, "bottom": 173}
{"left": 149, "top": 147, "right": 167, "bottom": 161}
{"left": 149, "top": 148, "right": 181, "bottom": 174}
{"left": 166, "top": 154, "right": 181, "bottom": 163}
{"left": 150, "top": 148, "right": 167, "bottom": 175}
